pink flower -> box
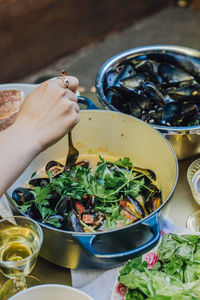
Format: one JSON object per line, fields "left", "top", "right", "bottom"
{"left": 116, "top": 283, "right": 127, "bottom": 297}
{"left": 144, "top": 251, "right": 159, "bottom": 269}
{"left": 160, "top": 230, "right": 166, "bottom": 237}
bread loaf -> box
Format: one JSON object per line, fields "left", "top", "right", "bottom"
{"left": 0, "top": 89, "right": 24, "bottom": 131}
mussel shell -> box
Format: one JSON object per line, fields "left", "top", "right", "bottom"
{"left": 167, "top": 84, "right": 200, "bottom": 104}
{"left": 25, "top": 204, "right": 42, "bottom": 222}
{"left": 63, "top": 211, "right": 84, "bottom": 232}
{"left": 105, "top": 86, "right": 130, "bottom": 113}
{"left": 75, "top": 160, "right": 90, "bottom": 169}
{"left": 114, "top": 62, "right": 135, "bottom": 85}
{"left": 57, "top": 196, "right": 72, "bottom": 215}
{"left": 29, "top": 177, "right": 50, "bottom": 187}
{"left": 145, "top": 190, "right": 162, "bottom": 214}
{"left": 120, "top": 73, "right": 147, "bottom": 89}
{"left": 180, "top": 103, "right": 199, "bottom": 126}
{"left": 106, "top": 69, "right": 119, "bottom": 87}
{"left": 158, "top": 64, "right": 194, "bottom": 87}
{"left": 12, "top": 187, "right": 34, "bottom": 205}
{"left": 124, "top": 195, "right": 145, "bottom": 219}
{"left": 143, "top": 81, "right": 164, "bottom": 106}
{"left": 45, "top": 160, "right": 64, "bottom": 177}
{"left": 160, "top": 102, "right": 180, "bottom": 125}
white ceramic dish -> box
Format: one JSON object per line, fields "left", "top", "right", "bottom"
{"left": 9, "top": 284, "right": 94, "bottom": 300}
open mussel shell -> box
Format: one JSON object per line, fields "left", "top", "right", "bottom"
{"left": 12, "top": 187, "right": 34, "bottom": 205}
{"left": 45, "top": 160, "right": 64, "bottom": 177}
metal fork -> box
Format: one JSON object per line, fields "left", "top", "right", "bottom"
{"left": 64, "top": 131, "right": 79, "bottom": 171}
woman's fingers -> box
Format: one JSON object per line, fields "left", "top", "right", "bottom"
{"left": 56, "top": 76, "right": 79, "bottom": 93}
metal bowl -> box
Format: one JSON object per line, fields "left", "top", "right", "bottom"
{"left": 96, "top": 45, "right": 200, "bottom": 160}
{"left": 6, "top": 110, "right": 178, "bottom": 269}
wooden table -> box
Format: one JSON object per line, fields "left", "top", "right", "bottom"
{"left": 0, "top": 91, "right": 200, "bottom": 288}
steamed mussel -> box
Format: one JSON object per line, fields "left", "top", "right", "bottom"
{"left": 103, "top": 51, "right": 200, "bottom": 127}
{"left": 12, "top": 156, "right": 162, "bottom": 233}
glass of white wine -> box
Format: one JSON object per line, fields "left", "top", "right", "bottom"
{"left": 0, "top": 216, "right": 43, "bottom": 300}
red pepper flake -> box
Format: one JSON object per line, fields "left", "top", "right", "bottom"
{"left": 82, "top": 214, "right": 94, "bottom": 224}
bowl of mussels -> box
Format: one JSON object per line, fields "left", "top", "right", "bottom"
{"left": 96, "top": 45, "right": 200, "bottom": 160}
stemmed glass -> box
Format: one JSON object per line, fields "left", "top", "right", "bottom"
{"left": 0, "top": 216, "right": 43, "bottom": 300}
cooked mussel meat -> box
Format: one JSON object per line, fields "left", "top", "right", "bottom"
{"left": 45, "top": 160, "right": 64, "bottom": 177}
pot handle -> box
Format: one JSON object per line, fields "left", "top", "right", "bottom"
{"left": 78, "top": 96, "right": 99, "bottom": 110}
{"left": 73, "top": 213, "right": 160, "bottom": 261}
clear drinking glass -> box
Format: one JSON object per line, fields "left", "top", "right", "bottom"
{"left": 186, "top": 158, "right": 200, "bottom": 232}
{"left": 0, "top": 216, "right": 43, "bottom": 300}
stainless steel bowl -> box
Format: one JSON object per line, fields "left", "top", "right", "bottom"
{"left": 96, "top": 45, "right": 200, "bottom": 160}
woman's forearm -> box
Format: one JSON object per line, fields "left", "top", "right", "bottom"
{"left": 0, "top": 122, "right": 40, "bottom": 197}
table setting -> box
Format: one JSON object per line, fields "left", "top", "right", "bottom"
{"left": 1, "top": 45, "right": 200, "bottom": 299}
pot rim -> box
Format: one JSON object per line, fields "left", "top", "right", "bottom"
{"left": 95, "top": 44, "right": 200, "bottom": 132}
{"left": 6, "top": 110, "right": 179, "bottom": 236}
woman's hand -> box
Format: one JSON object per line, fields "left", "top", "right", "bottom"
{"left": 15, "top": 76, "right": 80, "bottom": 152}
{"left": 0, "top": 76, "right": 80, "bottom": 197}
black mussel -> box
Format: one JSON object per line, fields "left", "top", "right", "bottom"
{"left": 160, "top": 102, "right": 180, "bottom": 125}
{"left": 120, "top": 73, "right": 147, "bottom": 89}
{"left": 105, "top": 69, "right": 119, "bottom": 87}
{"left": 145, "top": 189, "right": 162, "bottom": 214}
{"left": 114, "top": 62, "right": 135, "bottom": 86}
{"left": 123, "top": 195, "right": 145, "bottom": 219}
{"left": 45, "top": 160, "right": 64, "bottom": 177}
{"left": 180, "top": 103, "right": 199, "bottom": 126}
{"left": 29, "top": 177, "right": 50, "bottom": 187}
{"left": 12, "top": 187, "right": 34, "bottom": 205}
{"left": 57, "top": 196, "right": 72, "bottom": 215}
{"left": 134, "top": 167, "right": 156, "bottom": 181}
{"left": 143, "top": 82, "right": 164, "bottom": 106}
{"left": 82, "top": 194, "right": 95, "bottom": 209}
{"left": 63, "top": 211, "right": 84, "bottom": 232}
{"left": 158, "top": 64, "right": 194, "bottom": 87}
{"left": 128, "top": 102, "right": 142, "bottom": 118}
{"left": 92, "top": 212, "right": 105, "bottom": 230}
{"left": 75, "top": 160, "right": 90, "bottom": 169}
{"left": 135, "top": 60, "right": 160, "bottom": 85}
{"left": 135, "top": 60, "right": 154, "bottom": 75}
{"left": 133, "top": 93, "right": 151, "bottom": 111}
{"left": 163, "top": 52, "right": 200, "bottom": 82}
{"left": 106, "top": 86, "right": 130, "bottom": 113}
{"left": 167, "top": 84, "right": 200, "bottom": 104}
{"left": 25, "top": 204, "right": 42, "bottom": 222}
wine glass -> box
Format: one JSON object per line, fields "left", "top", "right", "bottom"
{"left": 186, "top": 158, "right": 200, "bottom": 232}
{"left": 0, "top": 216, "right": 43, "bottom": 300}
